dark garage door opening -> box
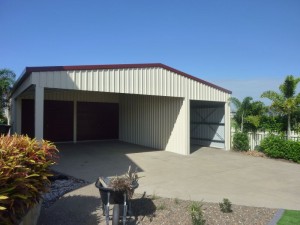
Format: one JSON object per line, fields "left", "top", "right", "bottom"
{"left": 44, "top": 100, "right": 74, "bottom": 142}
{"left": 21, "top": 100, "right": 119, "bottom": 142}
{"left": 21, "top": 99, "right": 74, "bottom": 142}
{"left": 77, "top": 102, "right": 119, "bottom": 141}
{"left": 21, "top": 99, "right": 35, "bottom": 138}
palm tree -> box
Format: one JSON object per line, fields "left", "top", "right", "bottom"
{"left": 261, "top": 75, "right": 300, "bottom": 139}
{"left": 0, "top": 69, "right": 16, "bottom": 124}
{"left": 229, "top": 96, "right": 253, "bottom": 132}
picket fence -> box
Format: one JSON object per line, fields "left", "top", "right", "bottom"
{"left": 231, "top": 130, "right": 300, "bottom": 150}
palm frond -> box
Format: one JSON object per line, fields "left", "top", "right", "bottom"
{"left": 229, "top": 97, "right": 241, "bottom": 109}
{"left": 261, "top": 91, "right": 282, "bottom": 102}
{"left": 279, "top": 75, "right": 300, "bottom": 98}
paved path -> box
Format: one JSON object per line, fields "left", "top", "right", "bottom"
{"left": 38, "top": 141, "right": 300, "bottom": 224}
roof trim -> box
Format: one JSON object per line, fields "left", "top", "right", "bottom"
{"left": 12, "top": 63, "right": 232, "bottom": 94}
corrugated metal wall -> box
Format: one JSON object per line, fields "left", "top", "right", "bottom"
{"left": 19, "top": 89, "right": 119, "bottom": 103}
{"left": 119, "top": 94, "right": 189, "bottom": 155}
{"left": 30, "top": 67, "right": 229, "bottom": 102}
{"left": 190, "top": 101, "right": 225, "bottom": 149}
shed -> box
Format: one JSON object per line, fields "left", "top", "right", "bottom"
{"left": 10, "top": 63, "right": 231, "bottom": 155}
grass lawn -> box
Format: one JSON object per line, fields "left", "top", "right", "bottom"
{"left": 277, "top": 210, "right": 300, "bottom": 225}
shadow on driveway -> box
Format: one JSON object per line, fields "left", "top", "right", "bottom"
{"left": 38, "top": 195, "right": 101, "bottom": 225}
{"left": 53, "top": 141, "right": 158, "bottom": 182}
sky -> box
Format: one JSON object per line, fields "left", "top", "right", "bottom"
{"left": 1, "top": 0, "right": 299, "bottom": 102}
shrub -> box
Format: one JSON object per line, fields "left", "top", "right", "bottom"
{"left": 260, "top": 135, "right": 300, "bottom": 163}
{"left": 0, "top": 135, "right": 58, "bottom": 224}
{"left": 219, "top": 198, "right": 233, "bottom": 213}
{"left": 190, "top": 201, "right": 206, "bottom": 225}
{"left": 232, "top": 132, "right": 250, "bottom": 151}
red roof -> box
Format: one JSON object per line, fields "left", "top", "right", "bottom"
{"left": 14, "top": 63, "right": 232, "bottom": 94}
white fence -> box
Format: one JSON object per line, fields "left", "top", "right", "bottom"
{"left": 231, "top": 130, "right": 300, "bottom": 150}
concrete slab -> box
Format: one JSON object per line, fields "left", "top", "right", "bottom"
{"left": 38, "top": 141, "right": 300, "bottom": 224}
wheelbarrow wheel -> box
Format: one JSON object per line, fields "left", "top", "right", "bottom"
{"left": 112, "top": 204, "right": 120, "bottom": 225}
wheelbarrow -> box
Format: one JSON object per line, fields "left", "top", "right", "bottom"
{"left": 95, "top": 177, "right": 139, "bottom": 225}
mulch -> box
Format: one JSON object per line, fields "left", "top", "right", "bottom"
{"left": 120, "top": 194, "right": 278, "bottom": 225}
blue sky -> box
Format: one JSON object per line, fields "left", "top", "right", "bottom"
{"left": 1, "top": 0, "right": 299, "bottom": 101}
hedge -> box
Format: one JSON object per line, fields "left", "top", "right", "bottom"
{"left": 0, "top": 135, "right": 58, "bottom": 224}
{"left": 260, "top": 135, "right": 300, "bottom": 163}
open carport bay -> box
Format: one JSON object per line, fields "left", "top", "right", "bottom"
{"left": 53, "top": 141, "right": 300, "bottom": 210}
{"left": 20, "top": 89, "right": 192, "bottom": 154}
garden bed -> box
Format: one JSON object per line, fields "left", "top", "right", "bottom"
{"left": 42, "top": 170, "right": 89, "bottom": 208}
{"left": 43, "top": 171, "right": 278, "bottom": 225}
{"left": 125, "top": 194, "right": 277, "bottom": 225}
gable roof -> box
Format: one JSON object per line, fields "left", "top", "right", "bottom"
{"left": 13, "top": 63, "right": 232, "bottom": 94}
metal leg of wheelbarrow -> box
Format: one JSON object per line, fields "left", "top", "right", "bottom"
{"left": 105, "top": 192, "right": 110, "bottom": 225}
{"left": 123, "top": 193, "right": 127, "bottom": 225}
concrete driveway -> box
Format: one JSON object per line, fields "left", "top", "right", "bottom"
{"left": 38, "top": 141, "right": 300, "bottom": 224}
{"left": 51, "top": 140, "right": 300, "bottom": 210}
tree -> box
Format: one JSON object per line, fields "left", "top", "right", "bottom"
{"left": 0, "top": 69, "right": 16, "bottom": 124}
{"left": 230, "top": 97, "right": 252, "bottom": 132}
{"left": 261, "top": 75, "right": 300, "bottom": 139}
{"left": 230, "top": 96, "right": 265, "bottom": 132}
{"left": 244, "top": 100, "right": 266, "bottom": 133}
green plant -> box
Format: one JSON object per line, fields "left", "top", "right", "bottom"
{"left": 190, "top": 201, "right": 206, "bottom": 225}
{"left": 0, "top": 69, "right": 16, "bottom": 124}
{"left": 174, "top": 198, "right": 180, "bottom": 204}
{"left": 261, "top": 75, "right": 300, "bottom": 139}
{"left": 277, "top": 209, "right": 300, "bottom": 225}
{"left": 0, "top": 135, "right": 58, "bottom": 224}
{"left": 230, "top": 97, "right": 265, "bottom": 133}
{"left": 219, "top": 198, "right": 233, "bottom": 213}
{"left": 157, "top": 203, "right": 166, "bottom": 210}
{"left": 260, "top": 135, "right": 300, "bottom": 163}
{"left": 150, "top": 192, "right": 160, "bottom": 200}
{"left": 232, "top": 132, "right": 250, "bottom": 151}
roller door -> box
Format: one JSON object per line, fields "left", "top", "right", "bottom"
{"left": 44, "top": 100, "right": 74, "bottom": 142}
{"left": 77, "top": 102, "right": 119, "bottom": 141}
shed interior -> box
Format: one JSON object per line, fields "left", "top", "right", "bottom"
{"left": 190, "top": 100, "right": 225, "bottom": 151}
{"left": 18, "top": 88, "right": 184, "bottom": 153}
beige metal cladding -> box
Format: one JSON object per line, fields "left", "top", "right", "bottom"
{"left": 20, "top": 89, "right": 119, "bottom": 103}
{"left": 30, "top": 67, "right": 229, "bottom": 101}
{"left": 119, "top": 94, "right": 189, "bottom": 155}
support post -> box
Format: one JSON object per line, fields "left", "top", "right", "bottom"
{"left": 73, "top": 100, "right": 77, "bottom": 142}
{"left": 15, "top": 98, "right": 22, "bottom": 134}
{"left": 35, "top": 86, "right": 44, "bottom": 140}
{"left": 224, "top": 98, "right": 231, "bottom": 150}
{"left": 184, "top": 98, "right": 190, "bottom": 155}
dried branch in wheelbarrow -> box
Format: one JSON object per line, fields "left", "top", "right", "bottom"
{"left": 100, "top": 166, "right": 140, "bottom": 199}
